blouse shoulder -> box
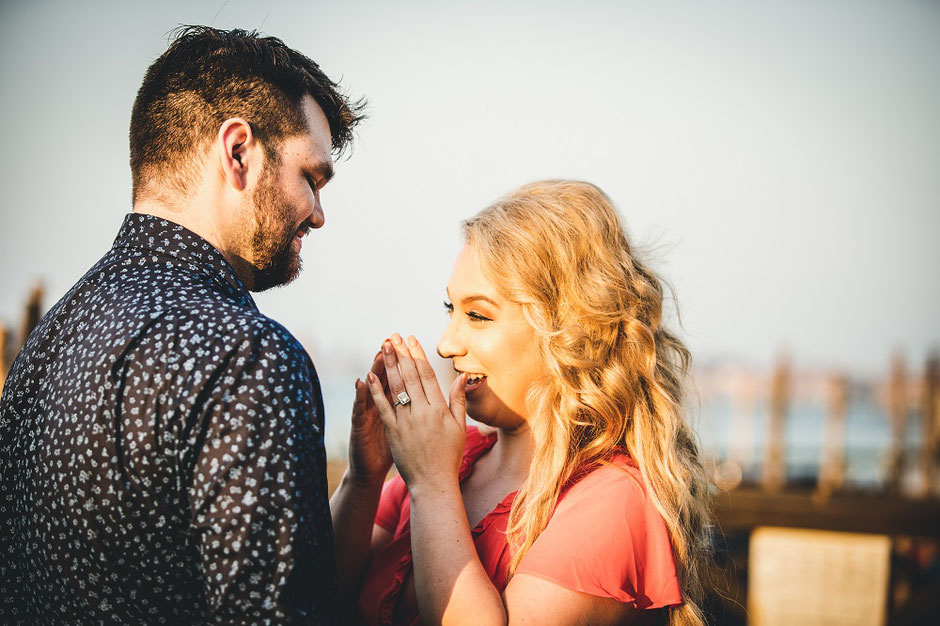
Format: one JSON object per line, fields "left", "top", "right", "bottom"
{"left": 515, "top": 454, "right": 683, "bottom": 609}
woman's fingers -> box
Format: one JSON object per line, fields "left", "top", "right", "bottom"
{"left": 389, "top": 333, "right": 427, "bottom": 405}
{"left": 448, "top": 372, "right": 468, "bottom": 425}
{"left": 366, "top": 371, "right": 396, "bottom": 427}
{"left": 405, "top": 335, "right": 446, "bottom": 405}
{"left": 369, "top": 351, "right": 391, "bottom": 399}
{"left": 352, "top": 377, "right": 367, "bottom": 414}
{"left": 369, "top": 350, "right": 385, "bottom": 379}
{"left": 354, "top": 353, "right": 388, "bottom": 421}
{"left": 381, "top": 340, "right": 407, "bottom": 400}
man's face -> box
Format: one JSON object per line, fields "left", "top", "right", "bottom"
{"left": 242, "top": 95, "right": 334, "bottom": 291}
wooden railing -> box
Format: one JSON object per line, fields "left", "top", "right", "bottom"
{"left": 0, "top": 284, "right": 44, "bottom": 398}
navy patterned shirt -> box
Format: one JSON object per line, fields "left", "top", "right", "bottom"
{"left": 0, "top": 213, "right": 337, "bottom": 624}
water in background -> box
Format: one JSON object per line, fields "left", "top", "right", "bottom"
{"left": 321, "top": 371, "right": 926, "bottom": 490}
{"left": 697, "top": 391, "right": 924, "bottom": 488}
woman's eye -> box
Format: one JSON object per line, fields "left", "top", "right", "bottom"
{"left": 467, "top": 311, "right": 491, "bottom": 322}
{"left": 443, "top": 301, "right": 454, "bottom": 315}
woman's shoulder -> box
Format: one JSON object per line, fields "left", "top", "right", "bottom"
{"left": 547, "top": 453, "right": 666, "bottom": 538}
{"left": 562, "top": 453, "right": 647, "bottom": 504}
{"left": 516, "top": 452, "right": 682, "bottom": 608}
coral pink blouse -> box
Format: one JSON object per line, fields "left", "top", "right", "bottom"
{"left": 357, "top": 427, "right": 682, "bottom": 625}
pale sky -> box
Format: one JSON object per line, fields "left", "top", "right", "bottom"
{"left": 2, "top": 0, "right": 938, "bottom": 407}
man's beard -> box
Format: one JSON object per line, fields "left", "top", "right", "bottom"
{"left": 247, "top": 164, "right": 303, "bottom": 292}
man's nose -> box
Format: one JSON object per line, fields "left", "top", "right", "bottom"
{"left": 310, "top": 198, "right": 325, "bottom": 229}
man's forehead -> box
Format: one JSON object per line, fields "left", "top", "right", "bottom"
{"left": 281, "top": 96, "right": 333, "bottom": 180}
{"left": 300, "top": 95, "right": 333, "bottom": 149}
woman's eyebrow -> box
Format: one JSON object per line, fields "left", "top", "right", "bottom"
{"left": 461, "top": 295, "right": 499, "bottom": 307}
{"left": 446, "top": 288, "right": 499, "bottom": 308}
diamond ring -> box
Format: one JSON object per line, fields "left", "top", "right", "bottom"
{"left": 392, "top": 391, "right": 411, "bottom": 407}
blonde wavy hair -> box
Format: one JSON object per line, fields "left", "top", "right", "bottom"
{"left": 463, "top": 180, "right": 713, "bottom": 626}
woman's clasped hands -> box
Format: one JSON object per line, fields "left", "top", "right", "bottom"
{"left": 355, "top": 333, "right": 469, "bottom": 491}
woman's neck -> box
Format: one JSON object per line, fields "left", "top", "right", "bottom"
{"left": 489, "top": 423, "right": 535, "bottom": 481}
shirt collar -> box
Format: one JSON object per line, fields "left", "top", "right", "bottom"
{"left": 112, "top": 212, "right": 254, "bottom": 305}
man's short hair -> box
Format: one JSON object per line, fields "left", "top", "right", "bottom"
{"left": 130, "top": 26, "right": 365, "bottom": 203}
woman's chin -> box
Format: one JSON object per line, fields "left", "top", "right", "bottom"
{"left": 466, "top": 400, "right": 527, "bottom": 432}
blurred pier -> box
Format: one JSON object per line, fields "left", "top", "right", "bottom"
{"left": 703, "top": 352, "right": 940, "bottom": 625}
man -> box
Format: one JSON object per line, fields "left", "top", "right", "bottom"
{"left": 0, "top": 26, "right": 364, "bottom": 623}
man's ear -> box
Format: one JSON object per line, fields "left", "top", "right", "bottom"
{"left": 217, "top": 117, "right": 260, "bottom": 192}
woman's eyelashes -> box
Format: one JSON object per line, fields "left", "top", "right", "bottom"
{"left": 443, "top": 301, "right": 491, "bottom": 323}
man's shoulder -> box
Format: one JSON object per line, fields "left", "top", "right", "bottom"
{"left": 159, "top": 304, "right": 306, "bottom": 359}
{"left": 224, "top": 313, "right": 308, "bottom": 360}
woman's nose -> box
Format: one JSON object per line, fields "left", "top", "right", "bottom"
{"left": 437, "top": 320, "right": 465, "bottom": 359}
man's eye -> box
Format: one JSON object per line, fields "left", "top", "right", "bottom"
{"left": 306, "top": 175, "right": 320, "bottom": 191}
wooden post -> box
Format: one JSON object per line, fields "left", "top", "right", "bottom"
{"left": 763, "top": 353, "right": 790, "bottom": 492}
{"left": 920, "top": 352, "right": 939, "bottom": 497}
{"left": 0, "top": 323, "right": 8, "bottom": 398}
{"left": 18, "top": 283, "right": 45, "bottom": 350}
{"left": 886, "top": 352, "right": 908, "bottom": 493}
{"left": 724, "top": 370, "right": 758, "bottom": 485}
{"left": 817, "top": 374, "right": 848, "bottom": 500}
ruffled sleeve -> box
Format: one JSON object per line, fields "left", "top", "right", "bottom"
{"left": 514, "top": 457, "right": 683, "bottom": 609}
{"left": 374, "top": 474, "right": 408, "bottom": 533}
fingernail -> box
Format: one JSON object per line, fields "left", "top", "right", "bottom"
{"left": 367, "top": 372, "right": 377, "bottom": 383}
{"left": 407, "top": 335, "right": 417, "bottom": 347}
{"left": 383, "top": 342, "right": 392, "bottom": 355}
{"left": 391, "top": 333, "right": 403, "bottom": 345}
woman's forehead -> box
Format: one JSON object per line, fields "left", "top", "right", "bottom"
{"left": 447, "top": 244, "right": 502, "bottom": 302}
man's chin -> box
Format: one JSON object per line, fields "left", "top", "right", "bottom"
{"left": 250, "top": 253, "right": 302, "bottom": 292}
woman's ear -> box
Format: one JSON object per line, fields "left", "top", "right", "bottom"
{"left": 216, "top": 117, "right": 259, "bottom": 192}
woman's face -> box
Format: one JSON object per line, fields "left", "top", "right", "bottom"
{"left": 437, "top": 243, "right": 547, "bottom": 429}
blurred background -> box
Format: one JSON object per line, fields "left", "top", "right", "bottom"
{"left": 1, "top": 1, "right": 938, "bottom": 624}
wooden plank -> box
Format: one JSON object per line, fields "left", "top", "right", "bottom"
{"left": 748, "top": 527, "right": 890, "bottom": 626}
{"left": 712, "top": 488, "right": 940, "bottom": 539}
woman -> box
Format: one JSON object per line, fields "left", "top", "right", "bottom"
{"left": 330, "top": 180, "right": 712, "bottom": 625}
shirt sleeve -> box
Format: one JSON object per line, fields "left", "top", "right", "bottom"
{"left": 182, "top": 320, "right": 335, "bottom": 624}
{"left": 515, "top": 461, "right": 683, "bottom": 609}
{"left": 374, "top": 474, "right": 408, "bottom": 533}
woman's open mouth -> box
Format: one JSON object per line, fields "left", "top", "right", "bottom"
{"left": 464, "top": 373, "right": 487, "bottom": 394}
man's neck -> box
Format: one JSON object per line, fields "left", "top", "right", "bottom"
{"left": 132, "top": 199, "right": 254, "bottom": 290}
